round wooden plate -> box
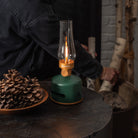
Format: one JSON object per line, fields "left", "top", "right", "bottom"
{"left": 0, "top": 88, "right": 48, "bottom": 114}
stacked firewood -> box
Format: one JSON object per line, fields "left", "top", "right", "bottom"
{"left": 0, "top": 69, "right": 43, "bottom": 109}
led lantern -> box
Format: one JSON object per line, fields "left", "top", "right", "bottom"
{"left": 51, "top": 20, "right": 83, "bottom": 105}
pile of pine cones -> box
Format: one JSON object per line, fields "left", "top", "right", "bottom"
{"left": 0, "top": 69, "right": 44, "bottom": 109}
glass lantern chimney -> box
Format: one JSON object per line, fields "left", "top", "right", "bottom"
{"left": 58, "top": 20, "right": 76, "bottom": 63}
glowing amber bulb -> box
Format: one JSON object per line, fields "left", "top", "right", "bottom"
{"left": 65, "top": 36, "right": 68, "bottom": 64}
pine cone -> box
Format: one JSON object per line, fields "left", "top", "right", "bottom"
{"left": 0, "top": 69, "right": 44, "bottom": 109}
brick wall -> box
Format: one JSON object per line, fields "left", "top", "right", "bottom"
{"left": 101, "top": 0, "right": 138, "bottom": 88}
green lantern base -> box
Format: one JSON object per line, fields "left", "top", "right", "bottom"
{"left": 51, "top": 75, "right": 83, "bottom": 105}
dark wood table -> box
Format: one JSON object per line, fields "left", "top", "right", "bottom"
{"left": 0, "top": 82, "right": 112, "bottom": 138}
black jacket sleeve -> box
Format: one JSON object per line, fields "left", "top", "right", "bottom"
{"left": 26, "top": 11, "right": 103, "bottom": 79}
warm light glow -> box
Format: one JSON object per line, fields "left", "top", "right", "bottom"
{"left": 65, "top": 36, "right": 68, "bottom": 64}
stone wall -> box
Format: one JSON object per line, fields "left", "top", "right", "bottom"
{"left": 101, "top": 0, "right": 138, "bottom": 87}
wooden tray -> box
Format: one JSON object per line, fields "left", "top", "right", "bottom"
{"left": 0, "top": 88, "right": 48, "bottom": 114}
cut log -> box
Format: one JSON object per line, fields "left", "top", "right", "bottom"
{"left": 127, "top": 0, "right": 138, "bottom": 83}
{"left": 118, "top": 81, "right": 138, "bottom": 109}
{"left": 116, "top": 0, "right": 123, "bottom": 38}
{"left": 86, "top": 37, "right": 101, "bottom": 91}
{"left": 88, "top": 37, "right": 96, "bottom": 58}
{"left": 122, "top": 0, "right": 138, "bottom": 83}
{"left": 99, "top": 38, "right": 126, "bottom": 92}
{"left": 101, "top": 91, "right": 128, "bottom": 110}
{"left": 86, "top": 37, "right": 96, "bottom": 91}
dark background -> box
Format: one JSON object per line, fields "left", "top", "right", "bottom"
{"left": 52, "top": 0, "right": 101, "bottom": 62}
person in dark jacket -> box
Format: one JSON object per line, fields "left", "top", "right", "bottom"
{"left": 0, "top": 0, "right": 118, "bottom": 83}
